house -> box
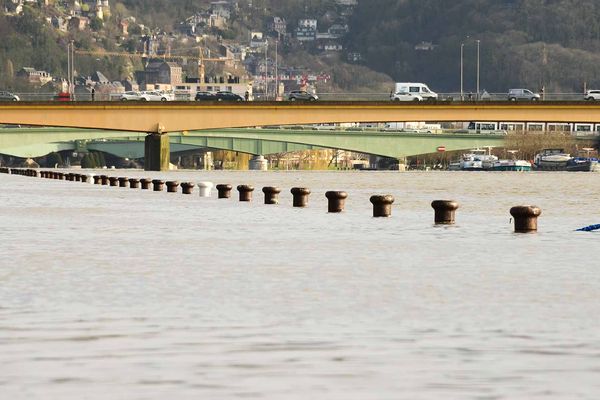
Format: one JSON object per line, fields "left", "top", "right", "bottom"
{"left": 250, "top": 31, "right": 267, "bottom": 48}
{"left": 135, "top": 61, "right": 183, "bottom": 90}
{"left": 119, "top": 19, "right": 129, "bottom": 35}
{"left": 296, "top": 19, "right": 318, "bottom": 42}
{"left": 210, "top": 0, "right": 232, "bottom": 19}
{"left": 317, "top": 39, "right": 343, "bottom": 52}
{"left": 347, "top": 52, "right": 362, "bottom": 63}
{"left": 17, "top": 67, "right": 53, "bottom": 85}
{"left": 68, "top": 16, "right": 89, "bottom": 31}
{"left": 414, "top": 41, "right": 437, "bottom": 51}
{"left": 51, "top": 16, "right": 69, "bottom": 32}
{"left": 268, "top": 16, "right": 287, "bottom": 37}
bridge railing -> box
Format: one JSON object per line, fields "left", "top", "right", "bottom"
{"left": 9, "top": 92, "right": 592, "bottom": 102}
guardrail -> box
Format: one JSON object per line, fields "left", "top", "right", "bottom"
{"left": 5, "top": 92, "right": 594, "bottom": 102}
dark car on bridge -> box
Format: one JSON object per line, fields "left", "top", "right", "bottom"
{"left": 194, "top": 91, "right": 216, "bottom": 101}
{"left": 288, "top": 90, "right": 318, "bottom": 102}
{"left": 215, "top": 91, "right": 244, "bottom": 102}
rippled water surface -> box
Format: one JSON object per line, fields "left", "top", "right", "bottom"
{"left": 1, "top": 170, "right": 600, "bottom": 399}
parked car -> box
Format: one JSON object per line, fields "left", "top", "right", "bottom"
{"left": 139, "top": 91, "right": 174, "bottom": 101}
{"left": 0, "top": 91, "right": 20, "bottom": 101}
{"left": 390, "top": 91, "right": 423, "bottom": 102}
{"left": 584, "top": 90, "right": 600, "bottom": 101}
{"left": 288, "top": 90, "right": 318, "bottom": 101}
{"left": 214, "top": 91, "right": 244, "bottom": 101}
{"left": 508, "top": 88, "right": 540, "bottom": 101}
{"left": 119, "top": 91, "right": 143, "bottom": 101}
{"left": 194, "top": 91, "right": 217, "bottom": 101}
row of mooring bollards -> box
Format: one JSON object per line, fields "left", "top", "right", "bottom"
{"left": 1, "top": 168, "right": 542, "bottom": 233}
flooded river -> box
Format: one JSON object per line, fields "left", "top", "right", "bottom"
{"left": 1, "top": 170, "right": 599, "bottom": 399}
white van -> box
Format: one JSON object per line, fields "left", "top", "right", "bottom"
{"left": 394, "top": 83, "right": 438, "bottom": 100}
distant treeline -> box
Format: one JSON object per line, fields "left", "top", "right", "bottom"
{"left": 346, "top": 0, "right": 600, "bottom": 92}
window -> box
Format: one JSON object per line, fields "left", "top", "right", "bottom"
{"left": 409, "top": 87, "right": 420, "bottom": 93}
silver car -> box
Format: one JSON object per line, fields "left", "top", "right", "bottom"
{"left": 508, "top": 89, "right": 540, "bottom": 102}
{"left": 0, "top": 91, "right": 20, "bottom": 101}
{"left": 288, "top": 90, "right": 318, "bottom": 102}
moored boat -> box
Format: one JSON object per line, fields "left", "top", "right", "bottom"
{"left": 460, "top": 148, "right": 498, "bottom": 171}
{"left": 492, "top": 159, "right": 532, "bottom": 171}
{"left": 492, "top": 150, "right": 532, "bottom": 171}
{"left": 533, "top": 149, "right": 571, "bottom": 171}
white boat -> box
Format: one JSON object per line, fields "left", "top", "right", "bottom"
{"left": 460, "top": 148, "right": 498, "bottom": 171}
{"left": 492, "top": 150, "right": 532, "bottom": 171}
{"left": 533, "top": 149, "right": 572, "bottom": 170}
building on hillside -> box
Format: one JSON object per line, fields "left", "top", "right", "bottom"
{"left": 347, "top": 52, "right": 363, "bottom": 63}
{"left": 210, "top": 0, "right": 233, "bottom": 19}
{"left": 414, "top": 41, "right": 437, "bottom": 51}
{"left": 17, "top": 67, "right": 52, "bottom": 86}
{"left": 51, "top": 16, "right": 69, "bottom": 32}
{"left": 175, "top": 74, "right": 252, "bottom": 100}
{"left": 135, "top": 61, "right": 182, "bottom": 90}
{"left": 296, "top": 19, "right": 318, "bottom": 41}
{"left": 68, "top": 16, "right": 89, "bottom": 31}
{"left": 317, "top": 39, "right": 343, "bottom": 52}
{"left": 268, "top": 17, "right": 287, "bottom": 37}
{"left": 250, "top": 31, "right": 267, "bottom": 48}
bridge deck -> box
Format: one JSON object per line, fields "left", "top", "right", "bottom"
{"left": 2, "top": 102, "right": 600, "bottom": 133}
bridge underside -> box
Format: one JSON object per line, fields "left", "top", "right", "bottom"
{"left": 0, "top": 127, "right": 506, "bottom": 159}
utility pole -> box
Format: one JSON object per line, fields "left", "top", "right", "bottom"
{"left": 476, "top": 40, "right": 481, "bottom": 100}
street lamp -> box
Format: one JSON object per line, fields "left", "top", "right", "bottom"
{"left": 460, "top": 43, "right": 464, "bottom": 101}
{"left": 476, "top": 40, "right": 481, "bottom": 100}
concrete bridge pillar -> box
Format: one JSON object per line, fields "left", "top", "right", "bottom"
{"left": 144, "top": 133, "right": 170, "bottom": 172}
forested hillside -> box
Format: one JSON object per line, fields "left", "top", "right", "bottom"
{"left": 346, "top": 0, "right": 600, "bottom": 92}
{"left": 3, "top": 0, "right": 600, "bottom": 92}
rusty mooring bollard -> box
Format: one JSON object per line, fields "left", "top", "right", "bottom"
{"left": 118, "top": 177, "right": 129, "bottom": 188}
{"left": 80, "top": 174, "right": 89, "bottom": 183}
{"left": 100, "top": 175, "right": 109, "bottom": 185}
{"left": 181, "top": 182, "right": 195, "bottom": 194}
{"left": 74, "top": 173, "right": 81, "bottom": 182}
{"left": 58, "top": 172, "right": 65, "bottom": 180}
{"left": 262, "top": 186, "right": 281, "bottom": 204}
{"left": 128, "top": 178, "right": 140, "bottom": 189}
{"left": 109, "top": 177, "right": 119, "bottom": 187}
{"left": 370, "top": 195, "right": 395, "bottom": 217}
{"left": 325, "top": 191, "right": 348, "bottom": 213}
{"left": 291, "top": 187, "right": 311, "bottom": 207}
{"left": 216, "top": 184, "right": 232, "bottom": 199}
{"left": 93, "top": 175, "right": 101, "bottom": 184}
{"left": 166, "top": 181, "right": 180, "bottom": 193}
{"left": 152, "top": 179, "right": 165, "bottom": 191}
{"left": 431, "top": 200, "right": 460, "bottom": 225}
{"left": 510, "top": 205, "right": 542, "bottom": 233}
{"left": 140, "top": 178, "right": 152, "bottom": 190}
{"left": 237, "top": 185, "right": 254, "bottom": 202}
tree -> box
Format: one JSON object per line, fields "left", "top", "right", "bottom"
{"left": 90, "top": 17, "right": 104, "bottom": 31}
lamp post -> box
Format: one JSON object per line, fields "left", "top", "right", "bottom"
{"left": 476, "top": 39, "right": 481, "bottom": 100}
{"left": 460, "top": 43, "right": 464, "bottom": 101}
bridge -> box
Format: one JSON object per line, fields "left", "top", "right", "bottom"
{"left": 0, "top": 127, "right": 506, "bottom": 160}
{"left": 2, "top": 102, "right": 600, "bottom": 170}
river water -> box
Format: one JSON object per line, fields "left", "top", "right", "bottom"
{"left": 1, "top": 170, "right": 599, "bottom": 399}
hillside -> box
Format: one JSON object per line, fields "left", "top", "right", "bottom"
{"left": 346, "top": 0, "right": 600, "bottom": 92}
{"left": 3, "top": 0, "right": 600, "bottom": 93}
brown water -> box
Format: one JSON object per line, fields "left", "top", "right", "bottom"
{"left": 1, "top": 171, "right": 599, "bottom": 399}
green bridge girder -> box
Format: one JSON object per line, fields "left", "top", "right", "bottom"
{"left": 0, "top": 127, "right": 511, "bottom": 159}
